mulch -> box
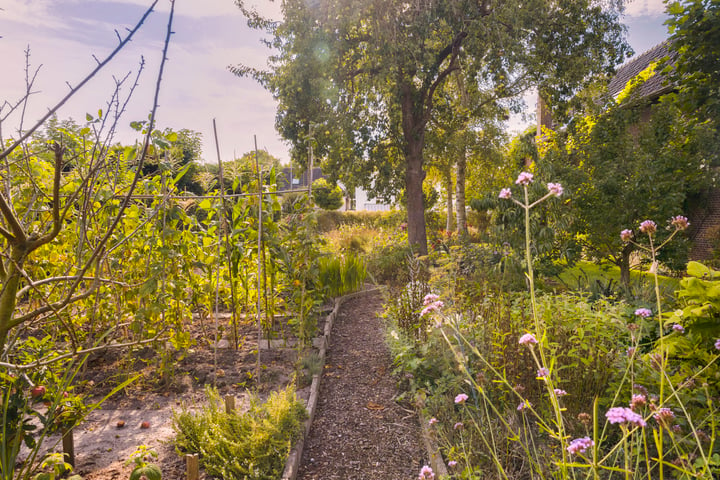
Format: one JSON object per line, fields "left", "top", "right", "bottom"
{"left": 297, "top": 290, "right": 427, "bottom": 480}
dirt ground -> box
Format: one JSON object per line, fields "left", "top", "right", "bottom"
{"left": 31, "top": 291, "right": 426, "bottom": 479}
{"left": 33, "top": 313, "right": 312, "bottom": 480}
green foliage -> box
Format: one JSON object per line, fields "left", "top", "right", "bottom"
{"left": 311, "top": 178, "right": 344, "bottom": 210}
{"left": 541, "top": 87, "right": 716, "bottom": 282}
{"left": 317, "top": 254, "right": 367, "bottom": 298}
{"left": 234, "top": 0, "right": 631, "bottom": 254}
{"left": 666, "top": 0, "right": 720, "bottom": 128}
{"left": 126, "top": 445, "right": 161, "bottom": 480}
{"left": 173, "top": 385, "right": 307, "bottom": 480}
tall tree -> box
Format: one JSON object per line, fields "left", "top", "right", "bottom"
{"left": 541, "top": 90, "right": 715, "bottom": 285}
{"left": 233, "top": 0, "right": 630, "bottom": 254}
{"left": 666, "top": 0, "right": 720, "bottom": 126}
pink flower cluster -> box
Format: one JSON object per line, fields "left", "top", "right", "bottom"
{"left": 418, "top": 465, "right": 435, "bottom": 480}
{"left": 515, "top": 171, "right": 534, "bottom": 185}
{"left": 671, "top": 215, "right": 689, "bottom": 230}
{"left": 620, "top": 229, "right": 633, "bottom": 242}
{"left": 715, "top": 339, "right": 720, "bottom": 350}
{"left": 547, "top": 182, "right": 564, "bottom": 196}
{"left": 554, "top": 389, "right": 568, "bottom": 397}
{"left": 672, "top": 324, "right": 685, "bottom": 333}
{"left": 639, "top": 220, "right": 657, "bottom": 234}
{"left": 630, "top": 394, "right": 646, "bottom": 411}
{"left": 537, "top": 367, "right": 550, "bottom": 379}
{"left": 653, "top": 407, "right": 675, "bottom": 425}
{"left": 567, "top": 436, "right": 594, "bottom": 455}
{"left": 454, "top": 422, "right": 464, "bottom": 430}
{"left": 519, "top": 333, "right": 538, "bottom": 345}
{"left": 517, "top": 399, "right": 532, "bottom": 411}
{"left": 606, "top": 407, "right": 647, "bottom": 427}
{"left": 499, "top": 188, "right": 512, "bottom": 199}
{"left": 421, "top": 294, "right": 444, "bottom": 317}
{"left": 635, "top": 308, "right": 652, "bottom": 318}
{"left": 448, "top": 460, "right": 458, "bottom": 468}
{"left": 428, "top": 417, "right": 438, "bottom": 425}
{"left": 455, "top": 393, "right": 469, "bottom": 404}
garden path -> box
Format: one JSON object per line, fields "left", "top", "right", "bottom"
{"left": 297, "top": 290, "right": 427, "bottom": 480}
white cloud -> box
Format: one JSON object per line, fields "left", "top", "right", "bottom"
{"left": 625, "top": 0, "right": 667, "bottom": 18}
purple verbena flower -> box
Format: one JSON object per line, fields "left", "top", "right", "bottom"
{"left": 448, "top": 461, "right": 458, "bottom": 468}
{"left": 420, "top": 301, "right": 443, "bottom": 317}
{"left": 455, "top": 393, "right": 469, "bottom": 404}
{"left": 639, "top": 220, "right": 657, "bottom": 234}
{"left": 547, "top": 182, "right": 564, "bottom": 197}
{"left": 606, "top": 407, "right": 647, "bottom": 428}
{"left": 672, "top": 324, "right": 685, "bottom": 333}
{"left": 671, "top": 215, "right": 690, "bottom": 230}
{"left": 537, "top": 367, "right": 550, "bottom": 379}
{"left": 519, "top": 333, "right": 538, "bottom": 346}
{"left": 715, "top": 339, "right": 720, "bottom": 350}
{"left": 428, "top": 417, "right": 438, "bottom": 425}
{"left": 653, "top": 407, "right": 675, "bottom": 425}
{"left": 630, "top": 394, "right": 646, "bottom": 411}
{"left": 620, "top": 229, "right": 633, "bottom": 242}
{"left": 423, "top": 294, "right": 440, "bottom": 305}
{"left": 517, "top": 399, "right": 531, "bottom": 412}
{"left": 635, "top": 308, "right": 652, "bottom": 318}
{"left": 554, "top": 389, "right": 568, "bottom": 397}
{"left": 499, "top": 188, "right": 512, "bottom": 199}
{"left": 454, "top": 422, "right": 464, "bottom": 430}
{"left": 567, "top": 436, "right": 594, "bottom": 455}
{"left": 515, "top": 171, "right": 534, "bottom": 186}
{"left": 418, "top": 465, "right": 435, "bottom": 480}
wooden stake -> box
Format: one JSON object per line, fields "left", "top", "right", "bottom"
{"left": 224, "top": 394, "right": 236, "bottom": 414}
{"left": 62, "top": 427, "right": 75, "bottom": 468}
{"left": 186, "top": 453, "right": 199, "bottom": 480}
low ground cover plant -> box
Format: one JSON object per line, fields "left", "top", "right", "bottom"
{"left": 173, "top": 385, "right": 306, "bottom": 480}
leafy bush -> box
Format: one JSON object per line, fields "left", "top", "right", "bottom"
{"left": 173, "top": 385, "right": 306, "bottom": 480}
{"left": 311, "top": 178, "right": 344, "bottom": 210}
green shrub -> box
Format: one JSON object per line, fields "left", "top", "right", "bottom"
{"left": 311, "top": 178, "right": 343, "bottom": 210}
{"left": 173, "top": 385, "right": 307, "bottom": 480}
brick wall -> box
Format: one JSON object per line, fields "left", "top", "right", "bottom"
{"left": 689, "top": 187, "right": 720, "bottom": 261}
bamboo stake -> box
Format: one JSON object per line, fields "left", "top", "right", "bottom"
{"left": 212, "top": 119, "right": 240, "bottom": 349}
{"left": 255, "top": 135, "right": 263, "bottom": 383}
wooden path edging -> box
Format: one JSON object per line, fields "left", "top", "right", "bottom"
{"left": 280, "top": 286, "right": 384, "bottom": 480}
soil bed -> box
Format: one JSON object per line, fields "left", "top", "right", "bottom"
{"left": 39, "top": 313, "right": 316, "bottom": 480}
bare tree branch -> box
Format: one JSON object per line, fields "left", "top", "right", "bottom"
{"left": 0, "top": 0, "right": 160, "bottom": 162}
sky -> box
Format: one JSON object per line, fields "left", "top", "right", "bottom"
{"left": 0, "top": 0, "right": 671, "bottom": 166}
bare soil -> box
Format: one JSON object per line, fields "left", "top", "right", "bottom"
{"left": 34, "top": 291, "right": 425, "bottom": 479}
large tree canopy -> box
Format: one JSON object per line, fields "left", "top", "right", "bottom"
{"left": 233, "top": 0, "right": 630, "bottom": 254}
{"left": 666, "top": 0, "right": 720, "bottom": 126}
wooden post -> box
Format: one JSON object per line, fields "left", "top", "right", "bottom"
{"left": 186, "top": 453, "right": 199, "bottom": 480}
{"left": 224, "top": 394, "right": 236, "bottom": 414}
{"left": 62, "top": 427, "right": 75, "bottom": 468}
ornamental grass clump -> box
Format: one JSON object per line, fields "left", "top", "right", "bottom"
{"left": 418, "top": 172, "right": 720, "bottom": 479}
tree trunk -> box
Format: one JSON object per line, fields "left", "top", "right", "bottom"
{"left": 405, "top": 145, "right": 428, "bottom": 256}
{"left": 445, "top": 169, "right": 453, "bottom": 232}
{"left": 455, "top": 150, "right": 468, "bottom": 236}
{"left": 401, "top": 84, "right": 428, "bottom": 256}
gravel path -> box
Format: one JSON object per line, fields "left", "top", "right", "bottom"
{"left": 297, "top": 291, "right": 427, "bottom": 480}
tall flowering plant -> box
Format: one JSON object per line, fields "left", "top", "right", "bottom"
{"left": 416, "top": 173, "right": 720, "bottom": 480}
